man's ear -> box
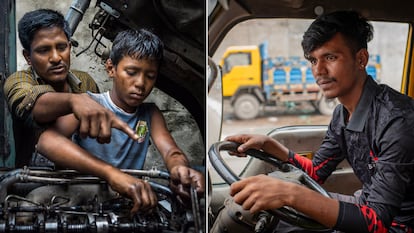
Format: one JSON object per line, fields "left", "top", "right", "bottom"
{"left": 357, "top": 48, "right": 369, "bottom": 70}
{"left": 105, "top": 58, "right": 115, "bottom": 78}
{"left": 23, "top": 49, "right": 31, "bottom": 66}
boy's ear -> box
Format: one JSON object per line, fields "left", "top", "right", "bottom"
{"left": 23, "top": 49, "right": 31, "bottom": 66}
{"left": 105, "top": 59, "right": 115, "bottom": 78}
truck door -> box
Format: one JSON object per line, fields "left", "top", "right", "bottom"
{"left": 0, "top": 0, "right": 16, "bottom": 167}
{"left": 221, "top": 50, "right": 261, "bottom": 97}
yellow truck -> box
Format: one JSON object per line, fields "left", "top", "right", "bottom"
{"left": 220, "top": 43, "right": 380, "bottom": 120}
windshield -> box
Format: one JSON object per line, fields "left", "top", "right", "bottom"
{"left": 210, "top": 18, "right": 409, "bottom": 185}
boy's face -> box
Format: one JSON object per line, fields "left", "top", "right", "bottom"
{"left": 107, "top": 56, "right": 158, "bottom": 113}
{"left": 23, "top": 26, "right": 71, "bottom": 89}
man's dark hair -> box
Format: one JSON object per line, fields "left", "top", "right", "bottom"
{"left": 110, "top": 29, "right": 164, "bottom": 67}
{"left": 18, "top": 8, "right": 71, "bottom": 52}
{"left": 302, "top": 10, "right": 374, "bottom": 58}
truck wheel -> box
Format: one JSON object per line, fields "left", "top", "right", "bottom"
{"left": 318, "top": 96, "right": 339, "bottom": 115}
{"left": 233, "top": 94, "right": 260, "bottom": 120}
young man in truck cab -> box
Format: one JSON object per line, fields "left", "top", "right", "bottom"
{"left": 3, "top": 9, "right": 138, "bottom": 168}
{"left": 36, "top": 29, "right": 205, "bottom": 213}
{"left": 225, "top": 10, "right": 414, "bottom": 232}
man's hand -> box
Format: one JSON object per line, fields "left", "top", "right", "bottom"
{"left": 71, "top": 93, "right": 138, "bottom": 143}
{"left": 230, "top": 174, "right": 294, "bottom": 213}
{"left": 107, "top": 170, "right": 157, "bottom": 214}
{"left": 169, "top": 165, "right": 205, "bottom": 202}
{"left": 230, "top": 174, "right": 340, "bottom": 228}
{"left": 224, "top": 134, "right": 269, "bottom": 154}
{"left": 225, "top": 134, "right": 290, "bottom": 161}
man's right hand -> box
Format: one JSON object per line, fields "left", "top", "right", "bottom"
{"left": 107, "top": 170, "right": 158, "bottom": 214}
{"left": 71, "top": 93, "right": 138, "bottom": 143}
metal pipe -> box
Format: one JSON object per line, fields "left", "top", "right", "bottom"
{"left": 65, "top": 0, "right": 91, "bottom": 36}
{"left": 0, "top": 168, "right": 24, "bottom": 200}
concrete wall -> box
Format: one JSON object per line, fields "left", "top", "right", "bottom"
{"left": 15, "top": 0, "right": 204, "bottom": 171}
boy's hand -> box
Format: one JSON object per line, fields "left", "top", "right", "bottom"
{"left": 169, "top": 165, "right": 205, "bottom": 201}
{"left": 107, "top": 170, "right": 157, "bottom": 214}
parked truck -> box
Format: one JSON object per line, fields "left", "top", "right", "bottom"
{"left": 220, "top": 43, "right": 381, "bottom": 120}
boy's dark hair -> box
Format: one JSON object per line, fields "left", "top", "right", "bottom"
{"left": 18, "top": 9, "right": 71, "bottom": 52}
{"left": 302, "top": 10, "right": 374, "bottom": 58}
{"left": 110, "top": 29, "right": 164, "bottom": 66}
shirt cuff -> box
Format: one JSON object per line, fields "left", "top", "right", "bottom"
{"left": 287, "top": 149, "right": 296, "bottom": 163}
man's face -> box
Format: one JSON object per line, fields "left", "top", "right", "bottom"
{"left": 307, "top": 33, "right": 365, "bottom": 100}
{"left": 23, "top": 26, "right": 71, "bottom": 87}
{"left": 108, "top": 56, "right": 158, "bottom": 113}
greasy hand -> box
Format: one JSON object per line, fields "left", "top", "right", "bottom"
{"left": 225, "top": 134, "right": 269, "bottom": 156}
{"left": 230, "top": 175, "right": 292, "bottom": 213}
{"left": 71, "top": 93, "right": 138, "bottom": 143}
{"left": 169, "top": 165, "right": 205, "bottom": 202}
{"left": 108, "top": 171, "right": 157, "bottom": 214}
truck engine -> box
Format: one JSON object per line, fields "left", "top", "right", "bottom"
{"left": 0, "top": 168, "right": 204, "bottom": 233}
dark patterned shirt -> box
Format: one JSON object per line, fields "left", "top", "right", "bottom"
{"left": 288, "top": 76, "right": 414, "bottom": 233}
{"left": 3, "top": 67, "right": 99, "bottom": 167}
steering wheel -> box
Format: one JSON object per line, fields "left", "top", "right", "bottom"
{"left": 208, "top": 141, "right": 330, "bottom": 230}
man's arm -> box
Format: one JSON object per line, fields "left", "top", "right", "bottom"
{"left": 3, "top": 71, "right": 137, "bottom": 143}
{"left": 225, "top": 122, "right": 344, "bottom": 184}
{"left": 150, "top": 106, "right": 205, "bottom": 199}
{"left": 32, "top": 92, "right": 138, "bottom": 143}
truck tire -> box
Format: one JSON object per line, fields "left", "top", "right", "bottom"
{"left": 233, "top": 93, "right": 260, "bottom": 120}
{"left": 317, "top": 96, "right": 339, "bottom": 115}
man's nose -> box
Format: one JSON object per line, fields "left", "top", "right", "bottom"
{"left": 313, "top": 61, "right": 326, "bottom": 76}
{"left": 49, "top": 49, "right": 61, "bottom": 63}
